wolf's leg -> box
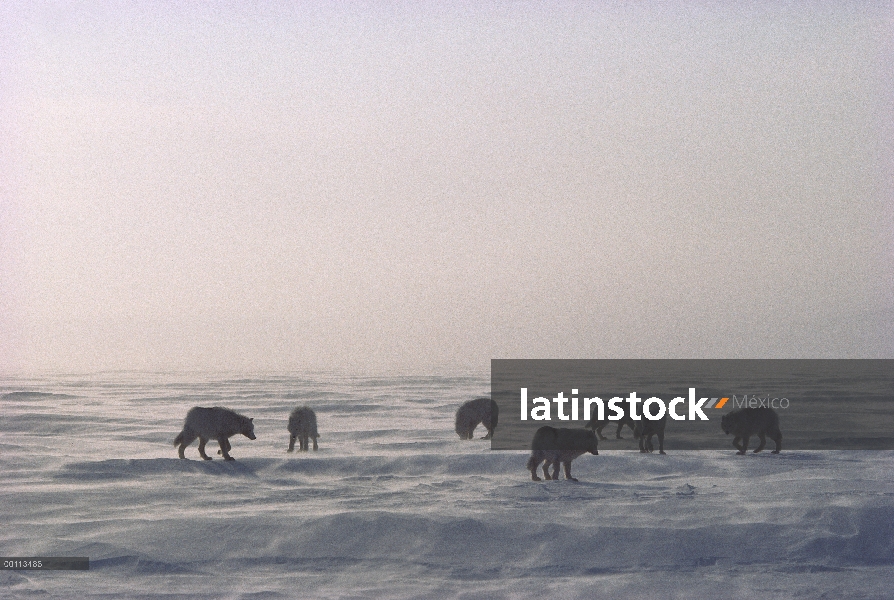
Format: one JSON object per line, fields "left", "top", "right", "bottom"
{"left": 299, "top": 435, "right": 308, "bottom": 451}
{"left": 287, "top": 435, "right": 296, "bottom": 452}
{"left": 738, "top": 435, "right": 750, "bottom": 455}
{"left": 542, "top": 461, "right": 552, "bottom": 480}
{"left": 771, "top": 432, "right": 781, "bottom": 454}
{"left": 312, "top": 435, "right": 318, "bottom": 451}
{"left": 753, "top": 433, "right": 766, "bottom": 453}
{"left": 657, "top": 430, "right": 666, "bottom": 455}
{"left": 481, "top": 424, "right": 493, "bottom": 440}
{"left": 198, "top": 437, "right": 212, "bottom": 460}
{"left": 529, "top": 457, "right": 542, "bottom": 481}
{"left": 218, "top": 437, "right": 234, "bottom": 460}
{"left": 217, "top": 438, "right": 231, "bottom": 457}
{"left": 595, "top": 423, "right": 608, "bottom": 441}
{"left": 469, "top": 419, "right": 480, "bottom": 439}
{"left": 177, "top": 432, "right": 197, "bottom": 459}
{"left": 174, "top": 427, "right": 199, "bottom": 458}
{"left": 563, "top": 461, "right": 578, "bottom": 482}
{"left": 550, "top": 460, "right": 561, "bottom": 480}
{"left": 615, "top": 422, "right": 625, "bottom": 439}
{"left": 217, "top": 438, "right": 230, "bottom": 456}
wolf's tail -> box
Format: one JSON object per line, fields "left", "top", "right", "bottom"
{"left": 525, "top": 454, "right": 538, "bottom": 471}
{"left": 173, "top": 431, "right": 184, "bottom": 446}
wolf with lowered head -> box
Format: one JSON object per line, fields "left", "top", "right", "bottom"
{"left": 455, "top": 397, "right": 499, "bottom": 440}
{"left": 526, "top": 426, "right": 599, "bottom": 482}
{"left": 174, "top": 406, "right": 256, "bottom": 461}
{"left": 721, "top": 407, "right": 782, "bottom": 454}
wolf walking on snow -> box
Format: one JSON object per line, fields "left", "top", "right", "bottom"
{"left": 287, "top": 406, "right": 320, "bottom": 451}
{"left": 526, "top": 426, "right": 599, "bottom": 482}
{"left": 174, "top": 406, "right": 256, "bottom": 461}
{"left": 721, "top": 407, "right": 782, "bottom": 454}
{"left": 633, "top": 413, "right": 668, "bottom": 455}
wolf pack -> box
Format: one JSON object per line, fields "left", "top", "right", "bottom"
{"left": 173, "top": 397, "right": 782, "bottom": 482}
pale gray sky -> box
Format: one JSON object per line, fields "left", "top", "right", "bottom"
{"left": 1, "top": 2, "right": 892, "bottom": 374}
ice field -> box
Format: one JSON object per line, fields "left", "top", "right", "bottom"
{"left": 2, "top": 373, "right": 893, "bottom": 599}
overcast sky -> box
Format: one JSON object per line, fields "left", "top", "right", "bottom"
{"left": 1, "top": 2, "right": 892, "bottom": 374}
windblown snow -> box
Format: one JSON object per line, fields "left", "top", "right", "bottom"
{"left": 1, "top": 373, "right": 892, "bottom": 599}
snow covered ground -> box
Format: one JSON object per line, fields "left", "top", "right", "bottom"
{"left": 2, "top": 373, "right": 893, "bottom": 599}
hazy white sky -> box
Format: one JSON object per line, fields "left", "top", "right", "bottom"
{"left": 1, "top": 2, "right": 892, "bottom": 374}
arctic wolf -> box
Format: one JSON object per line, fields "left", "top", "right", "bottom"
{"left": 585, "top": 411, "right": 637, "bottom": 440}
{"left": 721, "top": 407, "right": 782, "bottom": 454}
{"left": 287, "top": 406, "right": 319, "bottom": 452}
{"left": 173, "top": 407, "right": 256, "bottom": 461}
{"left": 633, "top": 413, "right": 667, "bottom": 454}
{"left": 526, "top": 426, "right": 599, "bottom": 482}
{"left": 455, "top": 397, "right": 499, "bottom": 440}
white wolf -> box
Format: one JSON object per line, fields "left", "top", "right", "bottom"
{"left": 721, "top": 407, "right": 782, "bottom": 454}
{"left": 455, "top": 397, "right": 499, "bottom": 440}
{"left": 633, "top": 413, "right": 668, "bottom": 455}
{"left": 173, "top": 407, "right": 256, "bottom": 461}
{"left": 526, "top": 426, "right": 599, "bottom": 482}
{"left": 287, "top": 406, "right": 320, "bottom": 452}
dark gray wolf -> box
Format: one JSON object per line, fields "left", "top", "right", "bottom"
{"left": 585, "top": 410, "right": 637, "bottom": 440}
{"left": 174, "top": 407, "right": 256, "bottom": 461}
{"left": 721, "top": 407, "right": 782, "bottom": 454}
{"left": 287, "top": 406, "right": 319, "bottom": 452}
{"left": 633, "top": 414, "right": 667, "bottom": 454}
{"left": 526, "top": 426, "right": 599, "bottom": 482}
{"left": 455, "top": 397, "right": 499, "bottom": 440}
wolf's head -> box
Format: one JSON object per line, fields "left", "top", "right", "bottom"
{"left": 241, "top": 417, "right": 256, "bottom": 440}
{"left": 288, "top": 418, "right": 311, "bottom": 436}
{"left": 720, "top": 412, "right": 733, "bottom": 434}
{"left": 585, "top": 430, "right": 599, "bottom": 455}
